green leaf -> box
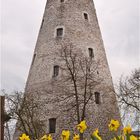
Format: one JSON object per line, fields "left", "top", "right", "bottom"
{"left": 91, "top": 136, "right": 99, "bottom": 140}
{"left": 126, "top": 134, "right": 130, "bottom": 140}
{"left": 116, "top": 136, "right": 120, "bottom": 140}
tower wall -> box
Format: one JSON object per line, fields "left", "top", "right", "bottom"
{"left": 26, "top": 0, "right": 113, "bottom": 88}
{"left": 14, "top": 0, "right": 121, "bottom": 139}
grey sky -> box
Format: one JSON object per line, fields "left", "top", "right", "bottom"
{"left": 1, "top": 0, "right": 140, "bottom": 93}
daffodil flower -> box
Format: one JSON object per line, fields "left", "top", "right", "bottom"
{"left": 41, "top": 135, "right": 47, "bottom": 140}
{"left": 73, "top": 134, "right": 80, "bottom": 140}
{"left": 19, "top": 133, "right": 30, "bottom": 140}
{"left": 108, "top": 119, "right": 120, "bottom": 131}
{"left": 91, "top": 129, "right": 102, "bottom": 140}
{"left": 61, "top": 130, "right": 70, "bottom": 140}
{"left": 123, "top": 125, "right": 132, "bottom": 135}
{"left": 41, "top": 134, "right": 52, "bottom": 140}
{"left": 130, "top": 135, "right": 137, "bottom": 140}
{"left": 77, "top": 120, "right": 87, "bottom": 133}
{"left": 112, "top": 135, "right": 124, "bottom": 140}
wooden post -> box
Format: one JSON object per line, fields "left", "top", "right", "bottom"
{"left": 0, "top": 96, "right": 5, "bottom": 140}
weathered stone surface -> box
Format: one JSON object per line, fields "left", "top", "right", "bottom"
{"left": 14, "top": 0, "right": 121, "bottom": 139}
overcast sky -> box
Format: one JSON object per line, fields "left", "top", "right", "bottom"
{"left": 1, "top": 0, "right": 139, "bottom": 93}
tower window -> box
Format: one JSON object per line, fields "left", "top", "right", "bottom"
{"left": 49, "top": 118, "right": 56, "bottom": 133}
{"left": 60, "top": 0, "right": 64, "bottom": 2}
{"left": 32, "top": 54, "right": 36, "bottom": 65}
{"left": 88, "top": 48, "right": 94, "bottom": 58}
{"left": 94, "top": 92, "right": 100, "bottom": 104}
{"left": 41, "top": 19, "right": 44, "bottom": 29}
{"left": 53, "top": 65, "right": 59, "bottom": 77}
{"left": 84, "top": 13, "right": 88, "bottom": 20}
{"left": 56, "top": 28, "right": 63, "bottom": 37}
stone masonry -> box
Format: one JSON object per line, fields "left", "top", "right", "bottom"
{"left": 14, "top": 0, "right": 121, "bottom": 139}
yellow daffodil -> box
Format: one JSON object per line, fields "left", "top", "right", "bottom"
{"left": 108, "top": 119, "right": 120, "bottom": 131}
{"left": 47, "top": 134, "right": 53, "bottom": 140}
{"left": 112, "top": 135, "right": 124, "bottom": 140}
{"left": 41, "top": 135, "right": 47, "bottom": 140}
{"left": 41, "top": 134, "right": 52, "bottom": 140}
{"left": 123, "top": 125, "right": 132, "bottom": 135}
{"left": 73, "top": 134, "right": 80, "bottom": 140}
{"left": 92, "top": 129, "right": 102, "bottom": 140}
{"left": 130, "top": 135, "right": 137, "bottom": 140}
{"left": 19, "top": 133, "right": 30, "bottom": 140}
{"left": 120, "top": 136, "right": 124, "bottom": 140}
{"left": 61, "top": 130, "right": 70, "bottom": 140}
{"left": 77, "top": 120, "right": 87, "bottom": 133}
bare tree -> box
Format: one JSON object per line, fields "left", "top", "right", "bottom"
{"left": 3, "top": 43, "right": 110, "bottom": 139}
{"left": 116, "top": 68, "right": 140, "bottom": 128}
{"left": 4, "top": 121, "right": 12, "bottom": 140}
{"left": 51, "top": 43, "right": 102, "bottom": 126}
{"left": 4, "top": 91, "right": 47, "bottom": 140}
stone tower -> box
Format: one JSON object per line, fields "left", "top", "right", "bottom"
{"left": 14, "top": 0, "right": 121, "bottom": 139}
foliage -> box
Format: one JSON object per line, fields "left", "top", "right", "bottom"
{"left": 116, "top": 68, "right": 140, "bottom": 127}
{"left": 4, "top": 91, "right": 47, "bottom": 140}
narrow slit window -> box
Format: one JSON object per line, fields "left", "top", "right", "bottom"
{"left": 53, "top": 65, "right": 59, "bottom": 77}
{"left": 41, "top": 19, "right": 44, "bottom": 29}
{"left": 88, "top": 48, "right": 94, "bottom": 58}
{"left": 49, "top": 118, "right": 56, "bottom": 133}
{"left": 84, "top": 13, "right": 88, "bottom": 20}
{"left": 95, "top": 92, "right": 100, "bottom": 104}
{"left": 32, "top": 54, "right": 36, "bottom": 65}
{"left": 56, "top": 28, "right": 63, "bottom": 37}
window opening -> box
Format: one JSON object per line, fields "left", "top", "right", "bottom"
{"left": 53, "top": 65, "right": 59, "bottom": 77}
{"left": 88, "top": 48, "right": 94, "bottom": 58}
{"left": 84, "top": 13, "right": 88, "bottom": 20}
{"left": 95, "top": 92, "right": 100, "bottom": 104}
{"left": 49, "top": 118, "right": 56, "bottom": 133}
{"left": 41, "top": 19, "right": 44, "bottom": 29}
{"left": 32, "top": 54, "right": 36, "bottom": 65}
{"left": 60, "top": 0, "right": 64, "bottom": 2}
{"left": 56, "top": 28, "right": 63, "bottom": 37}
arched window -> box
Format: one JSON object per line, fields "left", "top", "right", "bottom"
{"left": 94, "top": 92, "right": 100, "bottom": 104}
{"left": 53, "top": 65, "right": 59, "bottom": 77}
{"left": 88, "top": 48, "right": 94, "bottom": 58}
{"left": 84, "top": 13, "right": 88, "bottom": 20}
{"left": 49, "top": 118, "right": 56, "bottom": 133}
